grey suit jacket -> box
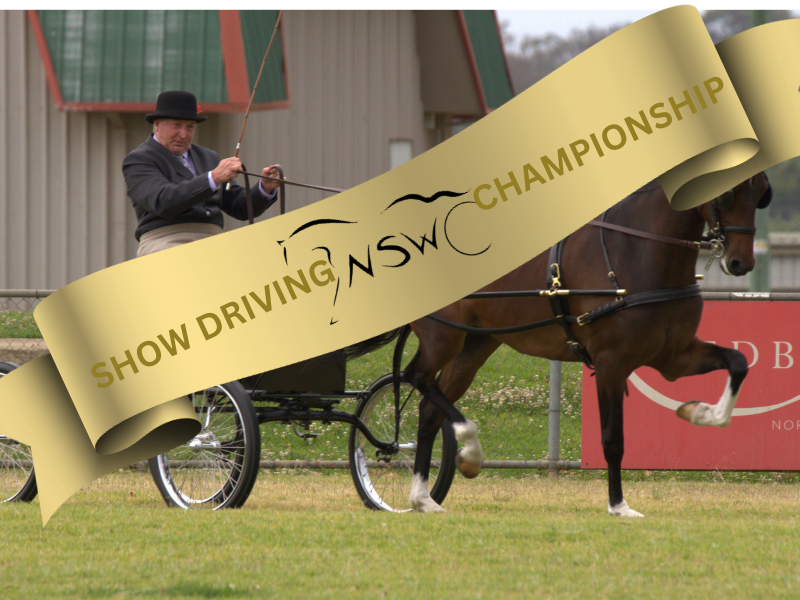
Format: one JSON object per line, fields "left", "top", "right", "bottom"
{"left": 123, "top": 134, "right": 276, "bottom": 240}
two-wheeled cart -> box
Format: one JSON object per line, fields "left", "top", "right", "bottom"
{"left": 147, "top": 328, "right": 457, "bottom": 512}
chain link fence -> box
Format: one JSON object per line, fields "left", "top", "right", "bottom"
{"left": 0, "top": 291, "right": 581, "bottom": 473}
{"left": 0, "top": 292, "right": 50, "bottom": 366}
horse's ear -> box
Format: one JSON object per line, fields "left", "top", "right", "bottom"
{"left": 758, "top": 182, "right": 772, "bottom": 209}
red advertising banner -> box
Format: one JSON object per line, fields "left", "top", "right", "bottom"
{"left": 581, "top": 301, "right": 800, "bottom": 470}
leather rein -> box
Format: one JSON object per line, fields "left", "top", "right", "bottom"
{"left": 239, "top": 167, "right": 343, "bottom": 225}
{"left": 589, "top": 188, "right": 759, "bottom": 274}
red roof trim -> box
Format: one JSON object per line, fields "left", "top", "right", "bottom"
{"left": 455, "top": 10, "right": 489, "bottom": 116}
{"left": 51, "top": 100, "right": 290, "bottom": 113}
{"left": 279, "top": 13, "right": 291, "bottom": 105}
{"left": 218, "top": 10, "right": 252, "bottom": 105}
{"left": 27, "top": 10, "right": 66, "bottom": 110}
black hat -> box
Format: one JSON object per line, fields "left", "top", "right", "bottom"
{"left": 145, "top": 91, "right": 207, "bottom": 124}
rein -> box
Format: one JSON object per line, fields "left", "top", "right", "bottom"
{"left": 587, "top": 221, "right": 712, "bottom": 250}
{"left": 238, "top": 170, "right": 346, "bottom": 194}
{"left": 587, "top": 192, "right": 758, "bottom": 273}
{"left": 240, "top": 165, "right": 286, "bottom": 224}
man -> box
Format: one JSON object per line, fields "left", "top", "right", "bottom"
{"left": 123, "top": 90, "right": 282, "bottom": 257}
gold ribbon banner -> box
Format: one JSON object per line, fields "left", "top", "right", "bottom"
{"left": 4, "top": 6, "right": 800, "bottom": 524}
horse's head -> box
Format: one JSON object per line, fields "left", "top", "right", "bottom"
{"left": 699, "top": 171, "right": 772, "bottom": 276}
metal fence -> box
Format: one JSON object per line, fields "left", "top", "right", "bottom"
{"left": 0, "top": 291, "right": 51, "bottom": 365}
{"left": 3, "top": 290, "right": 796, "bottom": 477}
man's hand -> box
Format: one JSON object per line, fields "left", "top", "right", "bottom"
{"left": 211, "top": 157, "right": 243, "bottom": 186}
{"left": 259, "top": 165, "right": 283, "bottom": 194}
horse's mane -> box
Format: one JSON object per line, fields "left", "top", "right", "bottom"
{"left": 605, "top": 180, "right": 665, "bottom": 218}
{"left": 628, "top": 179, "right": 662, "bottom": 197}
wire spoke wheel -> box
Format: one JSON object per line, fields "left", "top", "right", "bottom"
{"left": 148, "top": 382, "right": 260, "bottom": 509}
{"left": 348, "top": 374, "right": 456, "bottom": 512}
{"left": 0, "top": 362, "right": 37, "bottom": 503}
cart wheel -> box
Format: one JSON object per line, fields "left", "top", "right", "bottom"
{"left": 348, "top": 373, "right": 456, "bottom": 512}
{"left": 0, "top": 362, "right": 37, "bottom": 503}
{"left": 148, "top": 381, "right": 260, "bottom": 509}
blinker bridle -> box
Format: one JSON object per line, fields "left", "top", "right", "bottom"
{"left": 703, "top": 176, "right": 771, "bottom": 271}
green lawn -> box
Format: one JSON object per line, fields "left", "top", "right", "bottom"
{"left": 0, "top": 312, "right": 41, "bottom": 339}
{"left": 260, "top": 338, "right": 583, "bottom": 464}
{"left": 1, "top": 471, "right": 798, "bottom": 599}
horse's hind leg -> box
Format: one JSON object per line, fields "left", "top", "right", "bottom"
{"left": 438, "top": 335, "right": 502, "bottom": 479}
{"left": 406, "top": 334, "right": 499, "bottom": 512}
{"left": 654, "top": 338, "right": 748, "bottom": 428}
{"left": 413, "top": 378, "right": 482, "bottom": 476}
{"left": 405, "top": 376, "right": 476, "bottom": 513}
{"left": 409, "top": 397, "right": 449, "bottom": 513}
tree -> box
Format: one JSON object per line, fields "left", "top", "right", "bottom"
{"left": 702, "top": 10, "right": 792, "bottom": 43}
{"left": 503, "top": 23, "right": 625, "bottom": 92}
{"left": 501, "top": 10, "right": 799, "bottom": 228}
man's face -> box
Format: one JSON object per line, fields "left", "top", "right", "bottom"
{"left": 153, "top": 119, "right": 197, "bottom": 154}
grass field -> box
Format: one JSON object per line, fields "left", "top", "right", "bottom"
{"left": 0, "top": 312, "right": 41, "bottom": 339}
{"left": 260, "top": 340, "right": 584, "bottom": 465}
{"left": 0, "top": 316, "right": 579, "bottom": 463}
{"left": 2, "top": 320, "right": 797, "bottom": 597}
{"left": 1, "top": 471, "right": 798, "bottom": 599}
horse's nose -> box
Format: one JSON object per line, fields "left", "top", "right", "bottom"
{"left": 726, "top": 257, "right": 751, "bottom": 276}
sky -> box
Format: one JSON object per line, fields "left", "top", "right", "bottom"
{"left": 496, "top": 7, "right": 799, "bottom": 49}
{"left": 497, "top": 10, "right": 656, "bottom": 43}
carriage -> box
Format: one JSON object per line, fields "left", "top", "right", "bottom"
{"left": 0, "top": 332, "right": 459, "bottom": 513}
{"left": 147, "top": 329, "right": 457, "bottom": 512}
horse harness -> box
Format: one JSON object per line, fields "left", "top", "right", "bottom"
{"left": 253, "top": 170, "right": 765, "bottom": 369}
{"left": 545, "top": 186, "right": 765, "bottom": 367}
{"left": 426, "top": 204, "right": 745, "bottom": 369}
{"left": 545, "top": 214, "right": 710, "bottom": 367}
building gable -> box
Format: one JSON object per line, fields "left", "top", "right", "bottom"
{"left": 29, "top": 10, "right": 288, "bottom": 112}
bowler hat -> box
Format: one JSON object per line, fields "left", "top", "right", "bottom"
{"left": 145, "top": 91, "right": 207, "bottom": 124}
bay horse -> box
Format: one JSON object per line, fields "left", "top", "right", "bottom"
{"left": 403, "top": 172, "right": 772, "bottom": 517}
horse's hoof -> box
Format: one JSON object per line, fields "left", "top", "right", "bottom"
{"left": 676, "top": 400, "right": 700, "bottom": 423}
{"left": 607, "top": 500, "right": 644, "bottom": 518}
{"left": 409, "top": 474, "right": 447, "bottom": 513}
{"left": 413, "top": 502, "right": 447, "bottom": 514}
{"left": 455, "top": 448, "right": 482, "bottom": 479}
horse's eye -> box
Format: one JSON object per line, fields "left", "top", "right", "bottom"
{"left": 716, "top": 190, "right": 735, "bottom": 210}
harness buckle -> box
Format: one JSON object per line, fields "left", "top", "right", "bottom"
{"left": 547, "top": 263, "right": 564, "bottom": 297}
{"left": 549, "top": 263, "right": 562, "bottom": 289}
{"left": 541, "top": 288, "right": 570, "bottom": 297}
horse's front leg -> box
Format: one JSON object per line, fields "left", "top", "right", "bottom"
{"left": 595, "top": 363, "right": 643, "bottom": 517}
{"left": 656, "top": 337, "right": 748, "bottom": 428}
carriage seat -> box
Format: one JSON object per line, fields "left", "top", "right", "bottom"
{"left": 238, "top": 352, "right": 346, "bottom": 395}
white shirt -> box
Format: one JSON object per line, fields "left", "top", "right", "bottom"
{"left": 152, "top": 134, "right": 273, "bottom": 197}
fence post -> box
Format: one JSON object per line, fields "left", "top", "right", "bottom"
{"left": 547, "top": 360, "right": 561, "bottom": 479}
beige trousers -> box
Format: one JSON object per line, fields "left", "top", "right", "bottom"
{"left": 137, "top": 223, "right": 224, "bottom": 257}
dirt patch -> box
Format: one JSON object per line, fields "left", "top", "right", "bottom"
{"left": 0, "top": 338, "right": 48, "bottom": 365}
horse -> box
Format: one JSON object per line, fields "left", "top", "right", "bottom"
{"left": 401, "top": 172, "right": 773, "bottom": 516}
